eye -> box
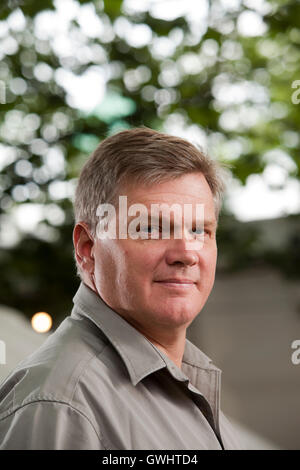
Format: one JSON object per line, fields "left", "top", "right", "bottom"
{"left": 190, "top": 228, "right": 211, "bottom": 238}
{"left": 191, "top": 228, "right": 204, "bottom": 235}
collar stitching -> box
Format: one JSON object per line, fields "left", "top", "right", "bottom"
{"left": 182, "top": 359, "right": 218, "bottom": 372}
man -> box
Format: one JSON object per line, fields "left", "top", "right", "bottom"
{"left": 0, "top": 127, "right": 242, "bottom": 449}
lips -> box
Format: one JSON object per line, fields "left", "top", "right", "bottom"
{"left": 155, "top": 279, "right": 195, "bottom": 284}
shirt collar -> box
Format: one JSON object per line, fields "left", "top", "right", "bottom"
{"left": 72, "top": 282, "right": 220, "bottom": 387}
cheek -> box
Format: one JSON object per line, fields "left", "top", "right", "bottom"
{"left": 117, "top": 245, "right": 159, "bottom": 306}
{"left": 201, "top": 245, "right": 217, "bottom": 277}
{"left": 94, "top": 240, "right": 126, "bottom": 284}
{"left": 124, "top": 241, "right": 163, "bottom": 273}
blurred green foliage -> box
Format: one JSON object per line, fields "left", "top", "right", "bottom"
{"left": 0, "top": 0, "right": 299, "bottom": 326}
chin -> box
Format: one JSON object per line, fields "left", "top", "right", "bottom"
{"left": 153, "top": 303, "right": 198, "bottom": 327}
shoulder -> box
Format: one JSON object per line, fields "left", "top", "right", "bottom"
{"left": 0, "top": 398, "right": 109, "bottom": 449}
{"left": 0, "top": 313, "right": 110, "bottom": 423}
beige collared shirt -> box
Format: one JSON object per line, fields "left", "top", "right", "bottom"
{"left": 0, "top": 282, "right": 242, "bottom": 450}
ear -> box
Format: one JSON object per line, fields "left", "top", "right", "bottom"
{"left": 73, "top": 222, "right": 95, "bottom": 274}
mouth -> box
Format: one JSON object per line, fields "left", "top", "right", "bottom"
{"left": 154, "top": 279, "right": 196, "bottom": 288}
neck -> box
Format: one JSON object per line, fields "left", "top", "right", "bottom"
{"left": 86, "top": 279, "right": 187, "bottom": 369}
{"left": 135, "top": 325, "right": 187, "bottom": 369}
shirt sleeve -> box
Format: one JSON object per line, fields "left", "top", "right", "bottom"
{"left": 0, "top": 400, "right": 106, "bottom": 450}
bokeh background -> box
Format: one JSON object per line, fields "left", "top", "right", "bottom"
{"left": 0, "top": 0, "right": 299, "bottom": 449}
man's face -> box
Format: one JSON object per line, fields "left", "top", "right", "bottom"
{"left": 91, "top": 172, "right": 218, "bottom": 334}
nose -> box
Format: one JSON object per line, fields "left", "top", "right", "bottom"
{"left": 165, "top": 238, "right": 199, "bottom": 267}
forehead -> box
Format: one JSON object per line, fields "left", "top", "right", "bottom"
{"left": 118, "top": 173, "right": 215, "bottom": 209}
